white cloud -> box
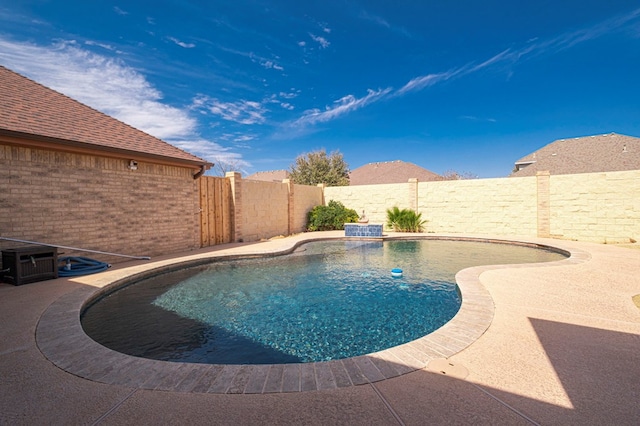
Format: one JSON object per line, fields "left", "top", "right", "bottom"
{"left": 84, "top": 40, "right": 117, "bottom": 51}
{"left": 359, "top": 10, "right": 412, "bottom": 38}
{"left": 460, "top": 115, "right": 497, "bottom": 123}
{"left": 294, "top": 88, "right": 391, "bottom": 126}
{"left": 259, "top": 59, "right": 284, "bottom": 71}
{"left": 279, "top": 91, "right": 299, "bottom": 99}
{"left": 396, "top": 69, "right": 461, "bottom": 96}
{"left": 192, "top": 95, "right": 267, "bottom": 125}
{"left": 309, "top": 33, "right": 330, "bottom": 49}
{"left": 168, "top": 37, "right": 195, "bottom": 48}
{"left": 298, "top": 41, "right": 306, "bottom": 47}
{"left": 0, "top": 37, "right": 240, "bottom": 165}
{"left": 360, "top": 11, "right": 390, "bottom": 29}
{"left": 394, "top": 8, "right": 640, "bottom": 98}
{"left": 113, "top": 6, "right": 128, "bottom": 16}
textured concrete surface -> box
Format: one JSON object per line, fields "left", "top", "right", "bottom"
{"left": 1, "top": 232, "right": 638, "bottom": 425}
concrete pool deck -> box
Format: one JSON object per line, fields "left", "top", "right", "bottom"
{"left": 1, "top": 232, "right": 639, "bottom": 425}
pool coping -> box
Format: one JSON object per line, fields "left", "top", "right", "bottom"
{"left": 35, "top": 234, "right": 590, "bottom": 394}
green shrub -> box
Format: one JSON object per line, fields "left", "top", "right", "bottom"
{"left": 307, "top": 200, "right": 359, "bottom": 231}
{"left": 386, "top": 206, "right": 427, "bottom": 232}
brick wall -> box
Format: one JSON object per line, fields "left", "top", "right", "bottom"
{"left": 0, "top": 144, "right": 200, "bottom": 263}
{"left": 324, "top": 170, "right": 640, "bottom": 243}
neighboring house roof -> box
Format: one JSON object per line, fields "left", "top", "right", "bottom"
{"left": 511, "top": 133, "right": 640, "bottom": 177}
{"left": 245, "top": 170, "right": 289, "bottom": 182}
{"left": 349, "top": 160, "right": 441, "bottom": 185}
{"left": 0, "top": 65, "right": 210, "bottom": 169}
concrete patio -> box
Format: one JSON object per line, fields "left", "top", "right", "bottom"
{"left": 1, "top": 233, "right": 638, "bottom": 425}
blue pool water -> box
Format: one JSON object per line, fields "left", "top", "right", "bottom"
{"left": 81, "top": 239, "right": 565, "bottom": 364}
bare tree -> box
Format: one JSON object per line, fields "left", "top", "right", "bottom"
{"left": 440, "top": 169, "right": 479, "bottom": 180}
{"left": 210, "top": 157, "right": 246, "bottom": 177}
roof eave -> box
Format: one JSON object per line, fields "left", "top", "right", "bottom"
{"left": 0, "top": 129, "right": 212, "bottom": 170}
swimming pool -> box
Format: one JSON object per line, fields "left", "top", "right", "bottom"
{"left": 81, "top": 239, "right": 566, "bottom": 365}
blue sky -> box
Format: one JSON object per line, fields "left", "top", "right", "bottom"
{"left": 1, "top": 1, "right": 639, "bottom": 177}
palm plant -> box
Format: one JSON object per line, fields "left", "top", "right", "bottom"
{"left": 386, "top": 207, "right": 427, "bottom": 232}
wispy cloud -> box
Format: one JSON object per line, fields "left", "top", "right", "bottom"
{"left": 265, "top": 92, "right": 298, "bottom": 110}
{"left": 396, "top": 69, "right": 462, "bottom": 96}
{"left": 289, "top": 8, "right": 640, "bottom": 129}
{"left": 460, "top": 115, "right": 497, "bottom": 123}
{"left": 294, "top": 88, "right": 391, "bottom": 126}
{"left": 359, "top": 10, "right": 411, "bottom": 38}
{"left": 192, "top": 95, "right": 267, "bottom": 125}
{"left": 84, "top": 40, "right": 118, "bottom": 52}
{"left": 0, "top": 37, "right": 239, "bottom": 164}
{"left": 168, "top": 37, "right": 195, "bottom": 48}
{"left": 257, "top": 58, "right": 284, "bottom": 71}
{"left": 395, "top": 7, "right": 640, "bottom": 97}
{"left": 309, "top": 33, "right": 330, "bottom": 49}
{"left": 113, "top": 6, "right": 128, "bottom": 16}
{"left": 218, "top": 46, "right": 284, "bottom": 71}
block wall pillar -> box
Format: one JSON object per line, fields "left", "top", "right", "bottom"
{"left": 284, "top": 178, "right": 294, "bottom": 235}
{"left": 408, "top": 178, "right": 418, "bottom": 211}
{"left": 317, "top": 183, "right": 326, "bottom": 205}
{"left": 536, "top": 171, "right": 551, "bottom": 238}
{"left": 226, "top": 171, "right": 243, "bottom": 242}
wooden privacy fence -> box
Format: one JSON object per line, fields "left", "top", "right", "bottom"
{"left": 199, "top": 176, "right": 233, "bottom": 247}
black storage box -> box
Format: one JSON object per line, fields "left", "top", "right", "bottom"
{"left": 1, "top": 246, "right": 58, "bottom": 285}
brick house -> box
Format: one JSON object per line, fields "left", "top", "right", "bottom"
{"left": 511, "top": 133, "right": 640, "bottom": 177}
{"left": 0, "top": 65, "right": 212, "bottom": 262}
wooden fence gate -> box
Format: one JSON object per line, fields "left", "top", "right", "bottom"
{"left": 199, "top": 176, "right": 233, "bottom": 247}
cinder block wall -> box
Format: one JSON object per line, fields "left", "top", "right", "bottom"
{"left": 230, "top": 177, "right": 324, "bottom": 242}
{"left": 324, "top": 170, "right": 640, "bottom": 243}
{"left": 323, "top": 183, "right": 410, "bottom": 225}
{"left": 291, "top": 183, "right": 324, "bottom": 234}
{"left": 421, "top": 177, "right": 538, "bottom": 236}
{"left": 549, "top": 170, "right": 640, "bottom": 243}
{"left": 0, "top": 145, "right": 200, "bottom": 263}
{"left": 240, "top": 179, "right": 290, "bottom": 241}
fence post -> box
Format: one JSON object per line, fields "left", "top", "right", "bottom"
{"left": 226, "top": 171, "right": 243, "bottom": 242}
{"left": 284, "top": 179, "right": 294, "bottom": 235}
{"left": 536, "top": 171, "right": 551, "bottom": 238}
{"left": 408, "top": 178, "right": 418, "bottom": 212}
{"left": 317, "top": 183, "right": 326, "bottom": 205}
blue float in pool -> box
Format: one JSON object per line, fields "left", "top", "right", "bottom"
{"left": 391, "top": 268, "right": 403, "bottom": 278}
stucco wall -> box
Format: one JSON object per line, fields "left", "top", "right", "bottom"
{"left": 0, "top": 144, "right": 200, "bottom": 263}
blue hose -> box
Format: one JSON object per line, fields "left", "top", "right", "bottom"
{"left": 58, "top": 256, "right": 111, "bottom": 277}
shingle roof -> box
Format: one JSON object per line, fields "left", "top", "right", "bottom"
{"left": 349, "top": 160, "right": 441, "bottom": 185}
{"left": 245, "top": 170, "right": 289, "bottom": 182}
{"left": 0, "top": 65, "right": 209, "bottom": 167}
{"left": 510, "top": 133, "right": 640, "bottom": 177}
